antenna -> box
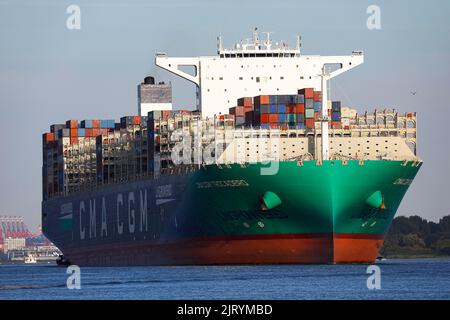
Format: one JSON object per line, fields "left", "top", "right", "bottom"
{"left": 253, "top": 27, "right": 260, "bottom": 47}
{"left": 261, "top": 31, "right": 273, "bottom": 48}
{"left": 217, "top": 35, "right": 223, "bottom": 53}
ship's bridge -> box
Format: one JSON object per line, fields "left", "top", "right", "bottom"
{"left": 155, "top": 29, "right": 364, "bottom": 117}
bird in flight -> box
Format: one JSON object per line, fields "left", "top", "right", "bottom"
{"left": 410, "top": 91, "right": 417, "bottom": 95}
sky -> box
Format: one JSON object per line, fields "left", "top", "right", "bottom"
{"left": 0, "top": 0, "right": 449, "bottom": 230}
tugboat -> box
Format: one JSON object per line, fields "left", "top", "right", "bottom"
{"left": 56, "top": 255, "right": 70, "bottom": 266}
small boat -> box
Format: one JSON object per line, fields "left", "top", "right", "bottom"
{"left": 56, "top": 255, "right": 70, "bottom": 266}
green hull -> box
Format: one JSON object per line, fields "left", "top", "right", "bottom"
{"left": 182, "top": 159, "right": 421, "bottom": 238}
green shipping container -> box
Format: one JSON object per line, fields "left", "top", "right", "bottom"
{"left": 287, "top": 114, "right": 296, "bottom": 122}
{"left": 305, "top": 109, "right": 315, "bottom": 118}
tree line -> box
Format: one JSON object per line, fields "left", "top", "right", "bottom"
{"left": 381, "top": 215, "right": 450, "bottom": 257}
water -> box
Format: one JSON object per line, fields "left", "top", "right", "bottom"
{"left": 0, "top": 258, "right": 449, "bottom": 299}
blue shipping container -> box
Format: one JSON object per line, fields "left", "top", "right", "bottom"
{"left": 277, "top": 104, "right": 287, "bottom": 113}
{"left": 295, "top": 94, "right": 305, "bottom": 104}
{"left": 269, "top": 104, "right": 278, "bottom": 113}
{"left": 260, "top": 105, "right": 270, "bottom": 114}
{"left": 78, "top": 128, "right": 85, "bottom": 137}
{"left": 278, "top": 95, "right": 288, "bottom": 104}
{"left": 332, "top": 112, "right": 341, "bottom": 121}
{"left": 332, "top": 101, "right": 341, "bottom": 111}
{"left": 278, "top": 114, "right": 287, "bottom": 122}
{"left": 81, "top": 120, "right": 93, "bottom": 128}
{"left": 314, "top": 101, "right": 322, "bottom": 112}
{"left": 269, "top": 95, "right": 277, "bottom": 104}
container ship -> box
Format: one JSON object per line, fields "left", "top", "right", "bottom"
{"left": 42, "top": 30, "right": 421, "bottom": 266}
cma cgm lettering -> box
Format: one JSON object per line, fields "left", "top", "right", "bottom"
{"left": 76, "top": 189, "right": 151, "bottom": 240}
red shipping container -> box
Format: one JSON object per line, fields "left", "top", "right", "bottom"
{"left": 92, "top": 129, "right": 101, "bottom": 136}
{"left": 70, "top": 137, "right": 78, "bottom": 144}
{"left": 295, "top": 104, "right": 305, "bottom": 114}
{"left": 269, "top": 114, "right": 279, "bottom": 123}
{"left": 230, "top": 106, "right": 245, "bottom": 117}
{"left": 260, "top": 114, "right": 270, "bottom": 123}
{"left": 299, "top": 88, "right": 314, "bottom": 99}
{"left": 331, "top": 121, "right": 341, "bottom": 128}
{"left": 92, "top": 120, "right": 100, "bottom": 128}
{"left": 314, "top": 112, "right": 320, "bottom": 121}
{"left": 85, "top": 128, "right": 93, "bottom": 137}
{"left": 100, "top": 129, "right": 108, "bottom": 135}
{"left": 133, "top": 116, "right": 141, "bottom": 125}
{"left": 313, "top": 91, "right": 322, "bottom": 102}
{"left": 305, "top": 119, "right": 315, "bottom": 128}
{"left": 66, "top": 119, "right": 78, "bottom": 129}
{"left": 244, "top": 106, "right": 253, "bottom": 113}
{"left": 286, "top": 104, "right": 295, "bottom": 113}
{"left": 70, "top": 128, "right": 78, "bottom": 137}
{"left": 237, "top": 97, "right": 253, "bottom": 107}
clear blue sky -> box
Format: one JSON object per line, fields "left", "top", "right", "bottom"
{"left": 1, "top": 0, "right": 449, "bottom": 230}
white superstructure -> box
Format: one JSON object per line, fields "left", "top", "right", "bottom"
{"left": 155, "top": 28, "right": 364, "bottom": 117}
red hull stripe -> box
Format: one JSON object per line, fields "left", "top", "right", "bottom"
{"left": 190, "top": 233, "right": 384, "bottom": 242}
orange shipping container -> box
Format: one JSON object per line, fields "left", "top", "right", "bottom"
{"left": 43, "top": 133, "right": 54, "bottom": 142}
{"left": 66, "top": 119, "right": 78, "bottom": 129}
{"left": 92, "top": 120, "right": 100, "bottom": 128}
{"left": 70, "top": 128, "right": 78, "bottom": 137}
{"left": 260, "top": 95, "right": 270, "bottom": 105}
{"left": 70, "top": 137, "right": 78, "bottom": 144}
{"left": 299, "top": 88, "right": 314, "bottom": 99}
{"left": 295, "top": 104, "right": 305, "bottom": 114}
{"left": 85, "top": 128, "right": 93, "bottom": 137}
{"left": 133, "top": 116, "right": 141, "bottom": 125}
